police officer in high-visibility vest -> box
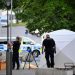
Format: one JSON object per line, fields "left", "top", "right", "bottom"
{"left": 12, "top": 36, "right": 21, "bottom": 70}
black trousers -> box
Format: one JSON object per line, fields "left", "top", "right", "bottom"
{"left": 12, "top": 54, "right": 20, "bottom": 69}
{"left": 45, "top": 51, "right": 54, "bottom": 68}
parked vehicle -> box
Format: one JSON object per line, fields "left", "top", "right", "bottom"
{"left": 0, "top": 10, "right": 16, "bottom": 26}
{"left": 0, "top": 37, "right": 42, "bottom": 57}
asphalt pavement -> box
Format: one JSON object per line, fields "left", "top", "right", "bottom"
{"left": 0, "top": 26, "right": 41, "bottom": 44}
{"left": 0, "top": 69, "right": 35, "bottom": 75}
{"left": 0, "top": 68, "right": 73, "bottom": 75}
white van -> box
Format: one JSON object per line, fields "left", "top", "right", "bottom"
{"left": 0, "top": 37, "right": 41, "bottom": 57}
{"left": 0, "top": 16, "right": 7, "bottom": 26}
{"left": 0, "top": 10, "right": 16, "bottom": 26}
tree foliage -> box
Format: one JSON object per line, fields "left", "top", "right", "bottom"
{"left": 19, "top": 0, "right": 75, "bottom": 34}
{"left": 0, "top": 0, "right": 6, "bottom": 9}
{"left": 65, "top": 0, "right": 75, "bottom": 9}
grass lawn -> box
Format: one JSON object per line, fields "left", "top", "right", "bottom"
{"left": 12, "top": 22, "right": 27, "bottom": 27}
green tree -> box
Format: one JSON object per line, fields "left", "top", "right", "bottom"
{"left": 20, "top": 0, "right": 75, "bottom": 34}
{"left": 0, "top": 0, "right": 6, "bottom": 9}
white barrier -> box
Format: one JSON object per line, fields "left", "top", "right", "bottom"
{"left": 35, "top": 68, "right": 73, "bottom": 75}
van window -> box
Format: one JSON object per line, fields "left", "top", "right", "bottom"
{"left": 23, "top": 41, "right": 31, "bottom": 44}
{"left": 1, "top": 20, "right": 7, "bottom": 22}
{"left": 0, "top": 41, "right": 7, "bottom": 44}
{"left": 23, "top": 42, "right": 26, "bottom": 44}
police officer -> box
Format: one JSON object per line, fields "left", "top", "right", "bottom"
{"left": 12, "top": 36, "right": 21, "bottom": 70}
{"left": 42, "top": 34, "right": 56, "bottom": 68}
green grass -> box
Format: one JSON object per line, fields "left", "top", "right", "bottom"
{"left": 12, "top": 22, "right": 27, "bottom": 26}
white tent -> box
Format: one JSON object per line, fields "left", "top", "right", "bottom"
{"left": 41, "top": 29, "right": 75, "bottom": 68}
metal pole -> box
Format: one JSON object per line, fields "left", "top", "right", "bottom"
{"left": 10, "top": 0, "right": 12, "bottom": 41}
{"left": 6, "top": 0, "right": 12, "bottom": 75}
{"left": 7, "top": 8, "right": 9, "bottom": 47}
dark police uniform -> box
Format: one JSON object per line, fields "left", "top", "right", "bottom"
{"left": 12, "top": 41, "right": 21, "bottom": 69}
{"left": 42, "top": 37, "right": 56, "bottom": 68}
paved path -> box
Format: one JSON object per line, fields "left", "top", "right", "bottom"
{"left": 0, "top": 26, "right": 41, "bottom": 44}
{"left": 0, "top": 69, "right": 35, "bottom": 75}
{"left": 0, "top": 68, "right": 73, "bottom": 75}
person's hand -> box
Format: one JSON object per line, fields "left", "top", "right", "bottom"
{"left": 54, "top": 50, "right": 56, "bottom": 54}
{"left": 7, "top": 42, "right": 12, "bottom": 49}
{"left": 42, "top": 46, "right": 44, "bottom": 54}
{"left": 42, "top": 49, "right": 44, "bottom": 54}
